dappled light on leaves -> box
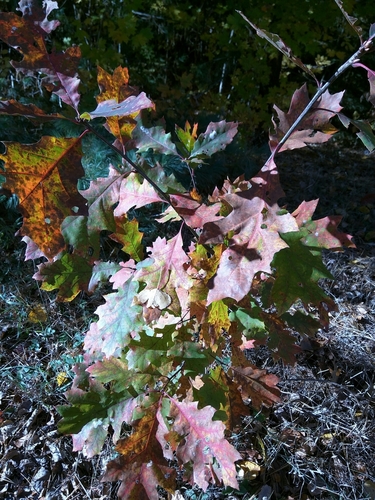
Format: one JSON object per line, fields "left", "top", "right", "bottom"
{"left": 2, "top": 0, "right": 374, "bottom": 497}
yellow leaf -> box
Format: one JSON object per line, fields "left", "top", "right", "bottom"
{"left": 56, "top": 372, "right": 68, "bottom": 386}
{"left": 28, "top": 304, "right": 48, "bottom": 323}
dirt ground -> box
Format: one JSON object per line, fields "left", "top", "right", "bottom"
{"left": 0, "top": 142, "right": 374, "bottom": 499}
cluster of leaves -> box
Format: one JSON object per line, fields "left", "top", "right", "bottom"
{"left": 0, "top": 1, "right": 374, "bottom": 498}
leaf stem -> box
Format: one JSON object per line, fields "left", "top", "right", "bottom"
{"left": 271, "top": 41, "right": 373, "bottom": 158}
{"left": 82, "top": 121, "right": 172, "bottom": 205}
{"left": 81, "top": 121, "right": 199, "bottom": 241}
{"left": 238, "top": 10, "right": 374, "bottom": 160}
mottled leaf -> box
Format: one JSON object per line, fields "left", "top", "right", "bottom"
{"left": 114, "top": 173, "right": 163, "bottom": 216}
{"left": 33, "top": 253, "right": 92, "bottom": 301}
{"left": 270, "top": 84, "right": 344, "bottom": 152}
{"left": 292, "top": 199, "right": 355, "bottom": 248}
{"left": 166, "top": 400, "right": 242, "bottom": 490}
{"left": 94, "top": 66, "right": 140, "bottom": 147}
{"left": 162, "top": 193, "right": 222, "bottom": 229}
{"left": 104, "top": 408, "right": 175, "bottom": 500}
{"left": 84, "top": 279, "right": 144, "bottom": 358}
{"left": 200, "top": 168, "right": 298, "bottom": 303}
{"left": 232, "top": 365, "right": 280, "bottom": 409}
{"left": 1, "top": 135, "right": 87, "bottom": 258}
{"left": 190, "top": 120, "right": 238, "bottom": 159}
{"left": 80, "top": 165, "right": 122, "bottom": 233}
{"left": 134, "top": 230, "right": 192, "bottom": 304}
{"left": 109, "top": 216, "right": 144, "bottom": 261}
{"left": 132, "top": 122, "right": 178, "bottom": 156}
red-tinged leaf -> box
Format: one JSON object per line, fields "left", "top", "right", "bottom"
{"left": 104, "top": 408, "right": 175, "bottom": 500}
{"left": 232, "top": 365, "right": 280, "bottom": 409}
{"left": 80, "top": 165, "right": 123, "bottom": 233}
{"left": 109, "top": 398, "right": 139, "bottom": 443}
{"left": 81, "top": 93, "right": 154, "bottom": 120}
{"left": 87, "top": 261, "right": 122, "bottom": 293}
{"left": 114, "top": 173, "right": 163, "bottom": 217}
{"left": 190, "top": 120, "right": 238, "bottom": 159}
{"left": 166, "top": 400, "right": 242, "bottom": 490}
{"left": 237, "top": 13, "right": 318, "bottom": 83}
{"left": 84, "top": 279, "right": 144, "bottom": 358}
{"left": 0, "top": 4, "right": 81, "bottom": 110}
{"left": 33, "top": 253, "right": 93, "bottom": 302}
{"left": 21, "top": 235, "right": 46, "bottom": 260}
{"left": 292, "top": 200, "right": 355, "bottom": 249}
{"left": 269, "top": 84, "right": 344, "bottom": 152}
{"left": 134, "top": 230, "right": 192, "bottom": 305}
{"left": 72, "top": 418, "right": 110, "bottom": 458}
{"left": 200, "top": 170, "right": 298, "bottom": 304}
{"left": 163, "top": 193, "right": 222, "bottom": 229}
{"left": 0, "top": 135, "right": 87, "bottom": 258}
{"left": 54, "top": 73, "right": 81, "bottom": 111}
{"left": 109, "top": 216, "right": 144, "bottom": 261}
{"left": 110, "top": 260, "right": 137, "bottom": 289}
{"left": 0, "top": 99, "right": 64, "bottom": 121}
{"left": 132, "top": 122, "right": 179, "bottom": 156}
{"left": 18, "top": 0, "right": 60, "bottom": 32}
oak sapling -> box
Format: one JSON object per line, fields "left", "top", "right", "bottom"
{"left": 0, "top": 1, "right": 374, "bottom": 498}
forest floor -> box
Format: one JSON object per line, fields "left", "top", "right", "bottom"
{"left": 0, "top": 142, "right": 374, "bottom": 500}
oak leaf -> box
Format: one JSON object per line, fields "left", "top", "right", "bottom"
{"left": 134, "top": 230, "right": 192, "bottom": 310}
{"left": 1, "top": 135, "right": 87, "bottom": 258}
{"left": 104, "top": 408, "right": 176, "bottom": 500}
{"left": 114, "top": 173, "right": 163, "bottom": 216}
{"left": 269, "top": 84, "right": 344, "bottom": 152}
{"left": 33, "top": 253, "right": 93, "bottom": 301}
{"left": 164, "top": 400, "right": 242, "bottom": 490}
{"left": 232, "top": 365, "right": 280, "bottom": 409}
{"left": 84, "top": 279, "right": 144, "bottom": 358}
{"left": 292, "top": 199, "right": 355, "bottom": 249}
{"left": 200, "top": 167, "right": 298, "bottom": 303}
{"left": 94, "top": 66, "right": 140, "bottom": 147}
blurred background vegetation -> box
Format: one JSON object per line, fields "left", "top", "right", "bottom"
{"left": 0, "top": 0, "right": 374, "bottom": 142}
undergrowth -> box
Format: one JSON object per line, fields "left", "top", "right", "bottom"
{"left": 0, "top": 1, "right": 374, "bottom": 498}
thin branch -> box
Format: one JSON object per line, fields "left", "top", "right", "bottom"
{"left": 238, "top": 10, "right": 374, "bottom": 161}
{"left": 271, "top": 41, "right": 373, "bottom": 158}
{"left": 82, "top": 121, "right": 172, "bottom": 205}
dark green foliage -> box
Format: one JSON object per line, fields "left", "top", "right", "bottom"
{"left": 1, "top": 0, "right": 374, "bottom": 139}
